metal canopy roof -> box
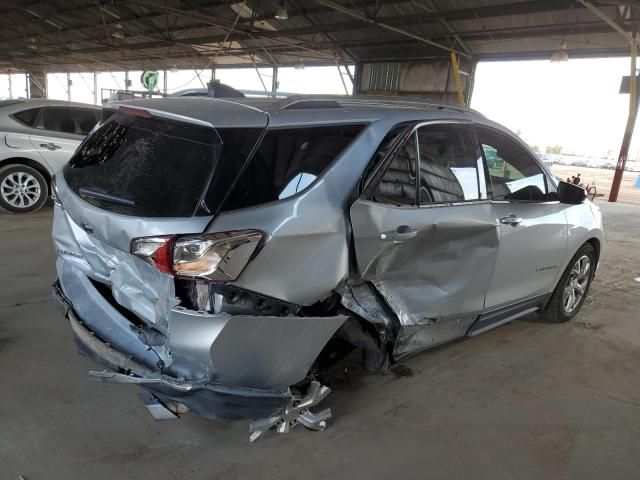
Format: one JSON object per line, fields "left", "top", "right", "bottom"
{"left": 0, "top": 0, "right": 638, "bottom": 73}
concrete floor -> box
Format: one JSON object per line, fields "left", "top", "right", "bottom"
{"left": 1, "top": 201, "right": 640, "bottom": 480}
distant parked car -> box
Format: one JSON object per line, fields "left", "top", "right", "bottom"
{"left": 0, "top": 99, "right": 100, "bottom": 213}
{"left": 572, "top": 158, "right": 589, "bottom": 168}
{"left": 536, "top": 153, "right": 554, "bottom": 169}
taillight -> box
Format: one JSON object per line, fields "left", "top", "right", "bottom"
{"left": 130, "top": 236, "right": 174, "bottom": 274}
{"left": 131, "top": 230, "right": 263, "bottom": 281}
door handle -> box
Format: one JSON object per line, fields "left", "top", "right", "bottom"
{"left": 380, "top": 225, "right": 418, "bottom": 243}
{"left": 40, "top": 143, "right": 61, "bottom": 151}
{"left": 499, "top": 214, "right": 523, "bottom": 226}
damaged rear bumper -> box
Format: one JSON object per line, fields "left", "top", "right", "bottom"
{"left": 53, "top": 280, "right": 291, "bottom": 420}
{"left": 53, "top": 257, "right": 347, "bottom": 421}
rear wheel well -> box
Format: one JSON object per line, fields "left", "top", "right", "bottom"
{"left": 0, "top": 157, "right": 52, "bottom": 194}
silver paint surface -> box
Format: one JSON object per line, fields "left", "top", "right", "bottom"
{"left": 484, "top": 202, "right": 568, "bottom": 309}
{"left": 52, "top": 96, "right": 605, "bottom": 398}
{"left": 54, "top": 193, "right": 347, "bottom": 390}
{"left": 350, "top": 200, "right": 499, "bottom": 357}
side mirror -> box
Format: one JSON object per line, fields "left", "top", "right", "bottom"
{"left": 557, "top": 181, "right": 587, "bottom": 204}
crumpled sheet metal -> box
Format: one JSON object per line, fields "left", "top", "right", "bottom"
{"left": 380, "top": 220, "right": 498, "bottom": 357}
{"left": 54, "top": 204, "right": 348, "bottom": 390}
{"left": 53, "top": 205, "right": 179, "bottom": 332}
{"left": 349, "top": 214, "right": 500, "bottom": 359}
{"left": 169, "top": 307, "right": 348, "bottom": 389}
{"left": 338, "top": 282, "right": 397, "bottom": 341}
{"left": 374, "top": 219, "right": 498, "bottom": 315}
{"left": 56, "top": 256, "right": 171, "bottom": 370}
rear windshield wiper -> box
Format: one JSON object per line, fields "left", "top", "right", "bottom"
{"left": 79, "top": 187, "right": 137, "bottom": 207}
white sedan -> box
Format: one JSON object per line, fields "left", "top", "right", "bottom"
{"left": 0, "top": 99, "right": 100, "bottom": 213}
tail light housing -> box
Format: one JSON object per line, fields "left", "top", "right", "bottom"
{"left": 131, "top": 230, "right": 264, "bottom": 281}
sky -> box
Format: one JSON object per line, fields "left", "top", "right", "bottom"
{"left": 470, "top": 58, "right": 635, "bottom": 160}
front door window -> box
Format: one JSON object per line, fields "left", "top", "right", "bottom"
{"left": 476, "top": 125, "right": 555, "bottom": 202}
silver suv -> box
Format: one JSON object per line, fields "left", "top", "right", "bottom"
{"left": 52, "top": 96, "right": 603, "bottom": 440}
{"left": 0, "top": 99, "right": 100, "bottom": 213}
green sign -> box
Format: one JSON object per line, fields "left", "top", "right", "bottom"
{"left": 141, "top": 71, "right": 159, "bottom": 92}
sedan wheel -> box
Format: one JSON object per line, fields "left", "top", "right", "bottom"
{"left": 0, "top": 164, "right": 48, "bottom": 214}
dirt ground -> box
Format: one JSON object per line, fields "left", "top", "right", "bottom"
{"left": 1, "top": 200, "right": 640, "bottom": 479}
{"left": 551, "top": 164, "right": 640, "bottom": 204}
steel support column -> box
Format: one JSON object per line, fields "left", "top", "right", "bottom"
{"left": 272, "top": 66, "right": 278, "bottom": 96}
{"left": 93, "top": 72, "right": 98, "bottom": 104}
{"left": 609, "top": 41, "right": 638, "bottom": 202}
{"left": 28, "top": 71, "right": 47, "bottom": 98}
{"left": 353, "top": 62, "right": 363, "bottom": 94}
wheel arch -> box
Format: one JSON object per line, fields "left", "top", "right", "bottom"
{"left": 586, "top": 237, "right": 601, "bottom": 266}
{"left": 543, "top": 237, "right": 600, "bottom": 313}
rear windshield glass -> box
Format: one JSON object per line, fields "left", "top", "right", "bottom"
{"left": 64, "top": 112, "right": 222, "bottom": 217}
{"left": 220, "top": 124, "right": 365, "bottom": 212}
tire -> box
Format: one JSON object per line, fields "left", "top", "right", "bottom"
{"left": 0, "top": 164, "right": 49, "bottom": 214}
{"left": 542, "top": 243, "right": 595, "bottom": 323}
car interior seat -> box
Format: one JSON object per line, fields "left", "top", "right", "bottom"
{"left": 60, "top": 118, "right": 76, "bottom": 134}
{"left": 375, "top": 137, "right": 417, "bottom": 205}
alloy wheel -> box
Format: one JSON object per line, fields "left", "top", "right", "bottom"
{"left": 562, "top": 255, "right": 591, "bottom": 314}
{"left": 0, "top": 171, "right": 41, "bottom": 209}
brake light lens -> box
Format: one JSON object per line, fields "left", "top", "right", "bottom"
{"left": 131, "top": 236, "right": 174, "bottom": 274}
{"left": 131, "top": 230, "right": 263, "bottom": 281}
{"left": 118, "top": 106, "right": 152, "bottom": 118}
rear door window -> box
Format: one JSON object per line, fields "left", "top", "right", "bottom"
{"left": 369, "top": 131, "right": 418, "bottom": 206}
{"left": 416, "top": 123, "right": 487, "bottom": 204}
{"left": 220, "top": 124, "right": 364, "bottom": 212}
{"left": 11, "top": 107, "right": 41, "bottom": 127}
{"left": 64, "top": 111, "right": 223, "bottom": 217}
{"left": 36, "top": 107, "right": 98, "bottom": 135}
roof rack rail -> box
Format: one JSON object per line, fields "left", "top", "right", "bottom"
{"left": 344, "top": 95, "right": 484, "bottom": 116}
{"left": 272, "top": 94, "right": 484, "bottom": 117}
{"left": 282, "top": 99, "right": 342, "bottom": 110}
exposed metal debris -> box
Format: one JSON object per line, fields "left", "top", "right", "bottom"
{"left": 249, "top": 381, "right": 332, "bottom": 443}
{"left": 139, "top": 392, "right": 179, "bottom": 421}
{"left": 339, "top": 282, "right": 397, "bottom": 342}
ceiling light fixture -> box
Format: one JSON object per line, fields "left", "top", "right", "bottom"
{"left": 294, "top": 60, "right": 305, "bottom": 70}
{"left": 275, "top": 1, "right": 289, "bottom": 20}
{"left": 170, "top": 66, "right": 178, "bottom": 73}
{"left": 550, "top": 42, "right": 569, "bottom": 62}
{"left": 111, "top": 31, "right": 125, "bottom": 39}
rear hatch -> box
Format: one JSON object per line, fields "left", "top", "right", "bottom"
{"left": 54, "top": 100, "right": 268, "bottom": 332}
{"left": 63, "top": 99, "right": 268, "bottom": 222}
